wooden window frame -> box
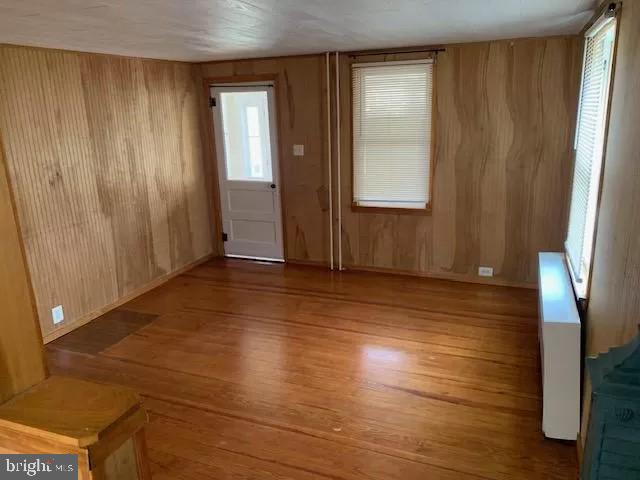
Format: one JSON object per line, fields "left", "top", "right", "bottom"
{"left": 350, "top": 57, "right": 437, "bottom": 216}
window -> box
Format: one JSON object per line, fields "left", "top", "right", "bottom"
{"left": 220, "top": 90, "right": 273, "bottom": 182}
{"left": 565, "top": 12, "right": 617, "bottom": 298}
{"left": 352, "top": 59, "right": 434, "bottom": 210}
{"left": 245, "top": 105, "right": 264, "bottom": 178}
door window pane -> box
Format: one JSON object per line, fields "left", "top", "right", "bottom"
{"left": 246, "top": 106, "right": 264, "bottom": 178}
{"left": 220, "top": 91, "right": 273, "bottom": 182}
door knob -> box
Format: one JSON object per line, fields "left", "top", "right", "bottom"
{"left": 270, "top": 184, "right": 276, "bottom": 189}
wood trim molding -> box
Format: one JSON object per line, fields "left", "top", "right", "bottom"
{"left": 583, "top": 3, "right": 623, "bottom": 300}
{"left": 576, "top": 432, "right": 584, "bottom": 471}
{"left": 193, "top": 53, "right": 321, "bottom": 66}
{"left": 351, "top": 203, "right": 432, "bottom": 215}
{"left": 43, "top": 254, "right": 216, "bottom": 344}
{"left": 0, "top": 42, "right": 192, "bottom": 65}
{"left": 284, "top": 258, "right": 330, "bottom": 268}
{"left": 342, "top": 263, "right": 538, "bottom": 290}
{"left": 227, "top": 257, "right": 535, "bottom": 289}
{"left": 200, "top": 73, "right": 290, "bottom": 261}
{"left": 199, "top": 75, "right": 225, "bottom": 256}
{"left": 202, "top": 74, "right": 278, "bottom": 85}
{"left": 347, "top": 47, "right": 442, "bottom": 58}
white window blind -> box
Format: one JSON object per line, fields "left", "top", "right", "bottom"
{"left": 352, "top": 60, "right": 433, "bottom": 209}
{"left": 565, "top": 16, "right": 616, "bottom": 298}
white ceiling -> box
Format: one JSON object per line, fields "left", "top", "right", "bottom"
{"left": 0, "top": 0, "right": 596, "bottom": 62}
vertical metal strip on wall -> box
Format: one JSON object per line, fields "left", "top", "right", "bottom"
{"left": 326, "top": 52, "right": 334, "bottom": 270}
{"left": 335, "top": 51, "right": 343, "bottom": 270}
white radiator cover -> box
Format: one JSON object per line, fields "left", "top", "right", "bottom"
{"left": 537, "top": 252, "right": 581, "bottom": 440}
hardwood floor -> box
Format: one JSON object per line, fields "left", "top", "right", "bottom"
{"left": 46, "top": 258, "right": 578, "bottom": 479}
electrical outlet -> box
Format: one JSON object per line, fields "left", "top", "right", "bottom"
{"left": 478, "top": 266, "right": 494, "bottom": 277}
{"left": 293, "top": 144, "right": 305, "bottom": 156}
{"left": 52, "top": 305, "right": 64, "bottom": 325}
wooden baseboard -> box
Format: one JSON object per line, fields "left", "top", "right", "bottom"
{"left": 284, "top": 258, "right": 536, "bottom": 289}
{"left": 285, "top": 258, "right": 329, "bottom": 268}
{"left": 576, "top": 432, "right": 584, "bottom": 470}
{"left": 43, "top": 254, "right": 215, "bottom": 344}
{"left": 340, "top": 264, "right": 538, "bottom": 289}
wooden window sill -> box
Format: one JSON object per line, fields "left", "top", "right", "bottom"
{"left": 351, "top": 203, "right": 432, "bottom": 215}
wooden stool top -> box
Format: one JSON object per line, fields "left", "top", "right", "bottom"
{"left": 0, "top": 376, "right": 143, "bottom": 448}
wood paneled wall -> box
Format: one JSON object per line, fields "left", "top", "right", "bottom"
{"left": 196, "top": 56, "right": 330, "bottom": 264}
{"left": 581, "top": 0, "right": 640, "bottom": 440}
{"left": 199, "top": 36, "right": 581, "bottom": 286}
{"left": 0, "top": 134, "right": 47, "bottom": 402}
{"left": 340, "top": 37, "right": 581, "bottom": 286}
{"left": 0, "top": 37, "right": 581, "bottom": 343}
{"left": 0, "top": 45, "right": 214, "bottom": 340}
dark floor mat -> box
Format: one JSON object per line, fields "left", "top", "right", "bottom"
{"left": 49, "top": 309, "right": 158, "bottom": 355}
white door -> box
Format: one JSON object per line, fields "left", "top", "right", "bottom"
{"left": 210, "top": 84, "right": 284, "bottom": 261}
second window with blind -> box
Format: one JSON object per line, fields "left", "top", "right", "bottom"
{"left": 565, "top": 9, "right": 617, "bottom": 299}
{"left": 352, "top": 59, "right": 434, "bottom": 211}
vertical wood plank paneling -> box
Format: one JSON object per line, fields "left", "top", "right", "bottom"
{"left": 0, "top": 45, "right": 213, "bottom": 338}
{"left": 500, "top": 40, "right": 545, "bottom": 282}
{"left": 479, "top": 42, "right": 510, "bottom": 272}
{"left": 197, "top": 37, "right": 579, "bottom": 286}
{"left": 199, "top": 55, "right": 330, "bottom": 264}
{"left": 533, "top": 37, "right": 580, "bottom": 268}
{"left": 430, "top": 48, "right": 459, "bottom": 275}
{"left": 198, "top": 56, "right": 330, "bottom": 263}
{"left": 449, "top": 43, "right": 489, "bottom": 276}
{"left": 341, "top": 37, "right": 580, "bottom": 286}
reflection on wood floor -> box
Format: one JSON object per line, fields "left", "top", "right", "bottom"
{"left": 47, "top": 258, "right": 578, "bottom": 480}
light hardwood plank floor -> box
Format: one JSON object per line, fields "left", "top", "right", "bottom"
{"left": 47, "top": 258, "right": 578, "bottom": 479}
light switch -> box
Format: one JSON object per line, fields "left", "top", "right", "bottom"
{"left": 293, "top": 144, "right": 304, "bottom": 156}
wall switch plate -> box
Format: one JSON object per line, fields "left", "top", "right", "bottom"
{"left": 52, "top": 305, "right": 64, "bottom": 324}
{"left": 293, "top": 144, "right": 304, "bottom": 156}
{"left": 478, "top": 266, "right": 494, "bottom": 277}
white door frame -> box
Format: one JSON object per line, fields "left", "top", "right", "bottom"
{"left": 210, "top": 81, "right": 285, "bottom": 262}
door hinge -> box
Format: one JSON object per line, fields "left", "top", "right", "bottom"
{"left": 209, "top": 97, "right": 216, "bottom": 108}
{"left": 222, "top": 232, "right": 228, "bottom": 242}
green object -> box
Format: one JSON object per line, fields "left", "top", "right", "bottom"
{"left": 582, "top": 334, "right": 640, "bottom": 479}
